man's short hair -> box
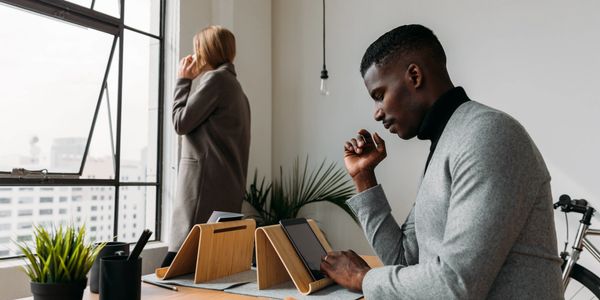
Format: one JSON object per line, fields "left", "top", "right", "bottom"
{"left": 360, "top": 24, "right": 446, "bottom": 77}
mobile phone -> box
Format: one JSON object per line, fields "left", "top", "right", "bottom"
{"left": 279, "top": 218, "right": 327, "bottom": 280}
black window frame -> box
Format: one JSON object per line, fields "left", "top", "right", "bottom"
{"left": 0, "top": 0, "right": 165, "bottom": 260}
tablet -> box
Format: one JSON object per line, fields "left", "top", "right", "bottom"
{"left": 279, "top": 218, "right": 327, "bottom": 280}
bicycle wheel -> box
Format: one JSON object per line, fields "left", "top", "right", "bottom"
{"left": 565, "top": 263, "right": 600, "bottom": 299}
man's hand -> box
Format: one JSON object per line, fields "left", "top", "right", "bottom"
{"left": 177, "top": 55, "right": 203, "bottom": 79}
{"left": 320, "top": 250, "right": 371, "bottom": 292}
{"left": 344, "top": 129, "right": 386, "bottom": 192}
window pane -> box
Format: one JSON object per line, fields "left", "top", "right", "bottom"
{"left": 92, "top": 0, "right": 120, "bottom": 18}
{"left": 0, "top": 3, "right": 115, "bottom": 174}
{"left": 125, "top": 0, "right": 160, "bottom": 35}
{"left": 118, "top": 186, "right": 155, "bottom": 242}
{"left": 64, "top": 0, "right": 119, "bottom": 18}
{"left": 121, "top": 30, "right": 159, "bottom": 182}
{"left": 0, "top": 186, "right": 115, "bottom": 259}
{"left": 65, "top": 0, "right": 91, "bottom": 8}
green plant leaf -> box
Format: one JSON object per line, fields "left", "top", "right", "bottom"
{"left": 12, "top": 223, "right": 105, "bottom": 283}
{"left": 244, "top": 156, "right": 357, "bottom": 226}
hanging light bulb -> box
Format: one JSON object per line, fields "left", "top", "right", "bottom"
{"left": 320, "top": 69, "right": 329, "bottom": 96}
{"left": 319, "top": 0, "right": 329, "bottom": 96}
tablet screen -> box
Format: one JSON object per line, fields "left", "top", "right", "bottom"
{"left": 281, "top": 220, "right": 327, "bottom": 279}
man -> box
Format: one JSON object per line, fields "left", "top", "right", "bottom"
{"left": 319, "top": 24, "right": 563, "bottom": 299}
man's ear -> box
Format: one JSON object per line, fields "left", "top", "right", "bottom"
{"left": 405, "top": 63, "right": 422, "bottom": 89}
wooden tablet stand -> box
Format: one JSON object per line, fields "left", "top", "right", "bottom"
{"left": 155, "top": 219, "right": 256, "bottom": 283}
{"left": 255, "top": 219, "right": 334, "bottom": 295}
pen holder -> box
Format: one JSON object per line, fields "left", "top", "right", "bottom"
{"left": 99, "top": 256, "right": 141, "bottom": 300}
{"left": 90, "top": 242, "right": 130, "bottom": 293}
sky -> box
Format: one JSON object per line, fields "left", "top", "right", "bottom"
{"left": 0, "top": 0, "right": 159, "bottom": 173}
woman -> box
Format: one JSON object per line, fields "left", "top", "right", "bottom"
{"left": 162, "top": 26, "right": 251, "bottom": 267}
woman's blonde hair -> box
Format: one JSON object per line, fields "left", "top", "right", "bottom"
{"left": 193, "top": 25, "right": 236, "bottom": 71}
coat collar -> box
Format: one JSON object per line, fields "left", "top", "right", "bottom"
{"left": 216, "top": 62, "right": 236, "bottom": 76}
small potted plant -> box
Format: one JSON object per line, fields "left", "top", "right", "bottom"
{"left": 15, "top": 225, "right": 105, "bottom": 300}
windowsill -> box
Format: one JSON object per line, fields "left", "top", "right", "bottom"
{"left": 0, "top": 241, "right": 168, "bottom": 269}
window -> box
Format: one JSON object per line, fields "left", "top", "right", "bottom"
{"left": 39, "top": 209, "right": 53, "bottom": 215}
{"left": 17, "top": 235, "right": 32, "bottom": 242}
{"left": 91, "top": 216, "right": 97, "bottom": 221}
{"left": 0, "top": 223, "right": 10, "bottom": 230}
{"left": 18, "top": 210, "right": 32, "bottom": 217}
{"left": 0, "top": 0, "right": 166, "bottom": 258}
{"left": 38, "top": 221, "right": 52, "bottom": 229}
{"left": 0, "top": 198, "right": 10, "bottom": 204}
{"left": 40, "top": 197, "right": 53, "bottom": 203}
{"left": 17, "top": 222, "right": 32, "bottom": 230}
{"left": 18, "top": 197, "right": 33, "bottom": 204}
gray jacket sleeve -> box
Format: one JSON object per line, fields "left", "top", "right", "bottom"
{"left": 347, "top": 185, "right": 418, "bottom": 266}
{"left": 172, "top": 72, "right": 222, "bottom": 135}
{"left": 347, "top": 114, "right": 548, "bottom": 299}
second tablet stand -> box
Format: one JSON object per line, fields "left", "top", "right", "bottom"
{"left": 255, "top": 219, "right": 334, "bottom": 295}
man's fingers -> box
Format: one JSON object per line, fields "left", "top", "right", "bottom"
{"left": 350, "top": 138, "right": 361, "bottom": 154}
{"left": 344, "top": 142, "right": 354, "bottom": 152}
{"left": 357, "top": 129, "right": 374, "bottom": 146}
{"left": 373, "top": 132, "right": 385, "bottom": 150}
{"left": 320, "top": 261, "right": 332, "bottom": 277}
{"left": 357, "top": 129, "right": 372, "bottom": 140}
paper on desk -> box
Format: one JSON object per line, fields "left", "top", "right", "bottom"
{"left": 224, "top": 280, "right": 364, "bottom": 300}
{"left": 142, "top": 269, "right": 256, "bottom": 290}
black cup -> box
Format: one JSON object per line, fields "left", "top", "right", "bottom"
{"left": 90, "top": 242, "right": 130, "bottom": 293}
{"left": 99, "top": 255, "right": 141, "bottom": 300}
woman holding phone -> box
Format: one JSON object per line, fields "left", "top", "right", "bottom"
{"left": 162, "top": 26, "right": 251, "bottom": 267}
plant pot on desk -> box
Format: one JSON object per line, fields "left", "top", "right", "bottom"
{"left": 30, "top": 278, "right": 87, "bottom": 300}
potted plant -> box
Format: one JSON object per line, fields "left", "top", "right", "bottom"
{"left": 245, "top": 156, "right": 357, "bottom": 227}
{"left": 15, "top": 225, "right": 105, "bottom": 300}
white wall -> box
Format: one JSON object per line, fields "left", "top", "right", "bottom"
{"left": 272, "top": 0, "right": 600, "bottom": 257}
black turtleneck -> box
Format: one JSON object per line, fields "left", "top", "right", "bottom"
{"left": 417, "top": 86, "right": 470, "bottom": 173}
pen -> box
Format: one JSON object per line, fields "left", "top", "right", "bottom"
{"left": 142, "top": 278, "right": 179, "bottom": 291}
{"left": 128, "top": 229, "right": 152, "bottom": 262}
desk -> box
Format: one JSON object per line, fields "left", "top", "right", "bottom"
{"left": 16, "top": 284, "right": 270, "bottom": 300}
{"left": 19, "top": 256, "right": 382, "bottom": 300}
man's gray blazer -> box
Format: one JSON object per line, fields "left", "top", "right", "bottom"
{"left": 169, "top": 63, "right": 250, "bottom": 251}
{"left": 347, "top": 101, "right": 564, "bottom": 299}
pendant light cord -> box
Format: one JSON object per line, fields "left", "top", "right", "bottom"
{"left": 322, "top": 0, "right": 326, "bottom": 69}
{"left": 321, "top": 0, "right": 328, "bottom": 79}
